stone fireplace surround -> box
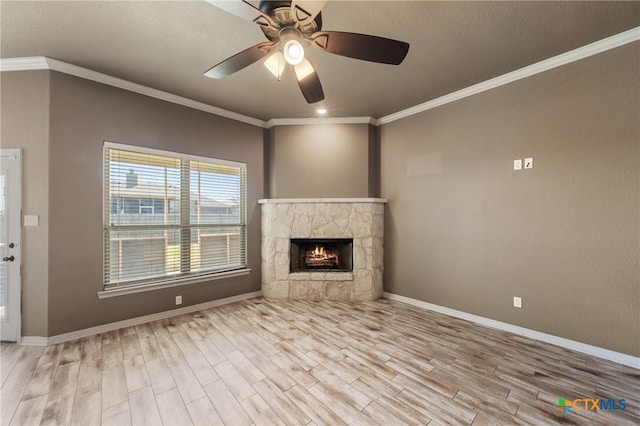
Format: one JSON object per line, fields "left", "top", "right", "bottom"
{"left": 259, "top": 198, "right": 385, "bottom": 301}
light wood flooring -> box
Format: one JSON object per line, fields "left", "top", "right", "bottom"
{"left": 1, "top": 298, "right": 639, "bottom": 425}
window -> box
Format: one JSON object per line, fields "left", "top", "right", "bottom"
{"left": 103, "top": 143, "right": 247, "bottom": 290}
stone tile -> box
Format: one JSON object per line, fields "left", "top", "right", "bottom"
{"left": 289, "top": 272, "right": 311, "bottom": 281}
{"left": 325, "top": 282, "right": 352, "bottom": 300}
{"left": 262, "top": 281, "right": 289, "bottom": 299}
{"left": 325, "top": 273, "right": 353, "bottom": 281}
{"left": 289, "top": 281, "right": 324, "bottom": 300}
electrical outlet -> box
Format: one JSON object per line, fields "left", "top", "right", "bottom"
{"left": 513, "top": 296, "right": 522, "bottom": 308}
{"left": 514, "top": 159, "right": 522, "bottom": 170}
{"left": 524, "top": 157, "right": 533, "bottom": 169}
{"left": 175, "top": 295, "right": 182, "bottom": 305}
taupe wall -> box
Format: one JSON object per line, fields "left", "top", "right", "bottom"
{"left": 44, "top": 72, "right": 263, "bottom": 336}
{"left": 380, "top": 43, "right": 640, "bottom": 356}
{"left": 0, "top": 71, "right": 50, "bottom": 336}
{"left": 266, "top": 124, "right": 377, "bottom": 198}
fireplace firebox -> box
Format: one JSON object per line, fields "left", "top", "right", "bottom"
{"left": 290, "top": 238, "right": 353, "bottom": 272}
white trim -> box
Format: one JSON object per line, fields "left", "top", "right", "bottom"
{"left": 0, "top": 57, "right": 266, "bottom": 128}
{"left": 98, "top": 269, "right": 252, "bottom": 299}
{"left": 0, "top": 149, "right": 22, "bottom": 344}
{"left": 0, "top": 56, "right": 49, "bottom": 72}
{"left": 15, "top": 150, "right": 22, "bottom": 345}
{"left": 45, "top": 57, "right": 266, "bottom": 128}
{"left": 383, "top": 292, "right": 640, "bottom": 369}
{"left": 20, "top": 336, "right": 48, "bottom": 346}
{"left": 265, "top": 116, "right": 376, "bottom": 128}
{"left": 1, "top": 27, "right": 638, "bottom": 127}
{"left": 21, "top": 291, "right": 262, "bottom": 346}
{"left": 377, "top": 26, "right": 640, "bottom": 125}
{"left": 258, "top": 198, "right": 387, "bottom": 204}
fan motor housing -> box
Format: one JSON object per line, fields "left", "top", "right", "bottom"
{"left": 259, "top": 1, "right": 322, "bottom": 42}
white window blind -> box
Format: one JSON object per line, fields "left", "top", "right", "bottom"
{"left": 104, "top": 144, "right": 247, "bottom": 289}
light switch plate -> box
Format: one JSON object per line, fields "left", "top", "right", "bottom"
{"left": 524, "top": 157, "right": 533, "bottom": 169}
{"left": 514, "top": 159, "right": 522, "bottom": 170}
{"left": 513, "top": 296, "right": 522, "bottom": 308}
{"left": 24, "top": 215, "right": 39, "bottom": 227}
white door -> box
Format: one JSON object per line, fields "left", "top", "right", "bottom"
{"left": 0, "top": 149, "right": 21, "bottom": 342}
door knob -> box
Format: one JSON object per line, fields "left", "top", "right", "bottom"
{"left": 2, "top": 256, "right": 14, "bottom": 262}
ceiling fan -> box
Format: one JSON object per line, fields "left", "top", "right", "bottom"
{"left": 203, "top": 0, "right": 410, "bottom": 104}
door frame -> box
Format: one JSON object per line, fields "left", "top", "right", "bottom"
{"left": 1, "top": 149, "right": 22, "bottom": 343}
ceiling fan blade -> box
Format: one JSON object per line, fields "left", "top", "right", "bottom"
{"left": 294, "top": 58, "right": 324, "bottom": 104}
{"left": 311, "top": 31, "right": 409, "bottom": 65}
{"left": 204, "top": 41, "right": 274, "bottom": 79}
{"left": 203, "top": 0, "right": 275, "bottom": 27}
{"left": 291, "top": 0, "right": 327, "bottom": 26}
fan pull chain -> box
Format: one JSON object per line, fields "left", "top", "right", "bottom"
{"left": 277, "top": 50, "right": 282, "bottom": 82}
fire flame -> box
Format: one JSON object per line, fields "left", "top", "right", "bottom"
{"left": 304, "top": 244, "right": 339, "bottom": 268}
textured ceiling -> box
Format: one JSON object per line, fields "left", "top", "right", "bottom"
{"left": 2, "top": 1, "right": 639, "bottom": 121}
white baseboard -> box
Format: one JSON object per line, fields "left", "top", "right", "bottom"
{"left": 21, "top": 291, "right": 262, "bottom": 346}
{"left": 20, "top": 336, "right": 48, "bottom": 346}
{"left": 383, "top": 292, "right": 640, "bottom": 369}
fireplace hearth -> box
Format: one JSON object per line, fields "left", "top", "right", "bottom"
{"left": 290, "top": 238, "right": 353, "bottom": 272}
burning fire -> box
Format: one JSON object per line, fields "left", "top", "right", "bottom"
{"left": 305, "top": 244, "right": 338, "bottom": 267}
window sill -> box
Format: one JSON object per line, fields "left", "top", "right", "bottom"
{"left": 97, "top": 268, "right": 251, "bottom": 299}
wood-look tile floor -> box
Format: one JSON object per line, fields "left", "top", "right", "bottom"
{"left": 1, "top": 298, "right": 639, "bottom": 425}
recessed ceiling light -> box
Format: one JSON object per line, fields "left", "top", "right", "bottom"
{"left": 317, "top": 108, "right": 327, "bottom": 115}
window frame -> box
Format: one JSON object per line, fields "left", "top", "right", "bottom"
{"left": 99, "top": 142, "right": 250, "bottom": 298}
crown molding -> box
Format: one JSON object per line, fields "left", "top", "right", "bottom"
{"left": 378, "top": 26, "right": 640, "bottom": 125}
{"left": 265, "top": 116, "right": 376, "bottom": 128}
{"left": 2, "top": 26, "right": 638, "bottom": 128}
{"left": 0, "top": 56, "right": 49, "bottom": 71}
{"left": 0, "top": 56, "right": 266, "bottom": 128}
{"left": 44, "top": 58, "right": 266, "bottom": 128}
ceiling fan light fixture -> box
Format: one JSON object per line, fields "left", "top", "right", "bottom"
{"left": 204, "top": 0, "right": 408, "bottom": 105}
{"left": 264, "top": 51, "right": 285, "bottom": 78}
{"left": 283, "top": 39, "right": 304, "bottom": 65}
